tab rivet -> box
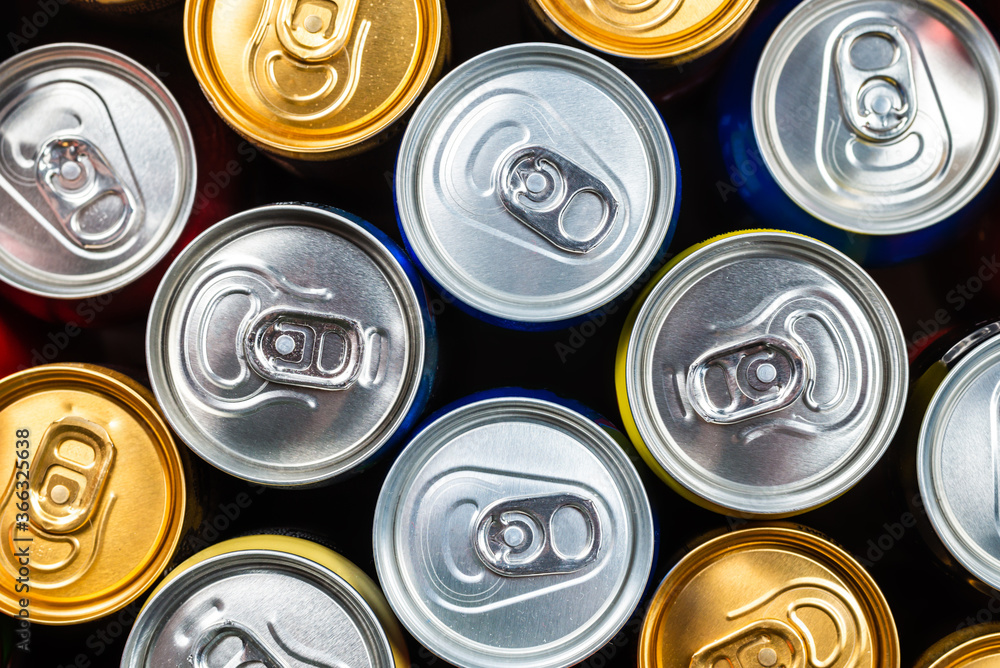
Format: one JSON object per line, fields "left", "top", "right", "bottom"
{"left": 756, "top": 363, "right": 777, "bottom": 384}
{"left": 503, "top": 525, "right": 526, "bottom": 547}
{"left": 274, "top": 333, "right": 296, "bottom": 355}
{"left": 525, "top": 172, "right": 547, "bottom": 194}
{"left": 50, "top": 485, "right": 71, "bottom": 505}
{"left": 60, "top": 160, "right": 83, "bottom": 183}
{"left": 304, "top": 14, "right": 323, "bottom": 33}
{"left": 757, "top": 648, "right": 777, "bottom": 667}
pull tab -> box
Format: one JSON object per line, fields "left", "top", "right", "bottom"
{"left": 498, "top": 146, "right": 618, "bottom": 254}
{"left": 193, "top": 623, "right": 284, "bottom": 668}
{"left": 28, "top": 417, "right": 115, "bottom": 534}
{"left": 276, "top": 0, "right": 360, "bottom": 61}
{"left": 35, "top": 136, "right": 136, "bottom": 250}
{"left": 687, "top": 336, "right": 806, "bottom": 424}
{"left": 474, "top": 493, "right": 601, "bottom": 577}
{"left": 690, "top": 620, "right": 807, "bottom": 668}
{"left": 835, "top": 23, "right": 916, "bottom": 142}
{"left": 244, "top": 308, "right": 365, "bottom": 391}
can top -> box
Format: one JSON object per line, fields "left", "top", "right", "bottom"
{"left": 373, "top": 395, "right": 654, "bottom": 668}
{"left": 639, "top": 526, "right": 899, "bottom": 668}
{"left": 184, "top": 0, "right": 445, "bottom": 159}
{"left": 0, "top": 43, "right": 196, "bottom": 299}
{"left": 532, "top": 0, "right": 758, "bottom": 62}
{"left": 147, "top": 204, "right": 429, "bottom": 486}
{"left": 0, "top": 363, "right": 187, "bottom": 625}
{"left": 753, "top": 0, "right": 1000, "bottom": 235}
{"left": 916, "top": 627, "right": 1000, "bottom": 668}
{"left": 396, "top": 43, "right": 677, "bottom": 324}
{"left": 624, "top": 231, "right": 907, "bottom": 515}
{"left": 122, "top": 535, "right": 402, "bottom": 667}
{"left": 919, "top": 331, "right": 1000, "bottom": 591}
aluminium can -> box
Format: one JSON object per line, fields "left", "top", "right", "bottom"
{"left": 616, "top": 230, "right": 908, "bottom": 517}
{"left": 395, "top": 42, "right": 679, "bottom": 331}
{"left": 184, "top": 0, "right": 448, "bottom": 163}
{"left": 915, "top": 625, "right": 1000, "bottom": 668}
{"left": 525, "top": 0, "right": 759, "bottom": 102}
{"left": 639, "top": 525, "right": 899, "bottom": 668}
{"left": 912, "top": 322, "right": 1000, "bottom": 594}
{"left": 147, "top": 203, "right": 437, "bottom": 487}
{"left": 0, "top": 363, "right": 189, "bottom": 625}
{"left": 0, "top": 43, "right": 197, "bottom": 321}
{"left": 121, "top": 534, "right": 408, "bottom": 667}
{"left": 373, "top": 390, "right": 655, "bottom": 668}
{"left": 717, "top": 0, "right": 1000, "bottom": 265}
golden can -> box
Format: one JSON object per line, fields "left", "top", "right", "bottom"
{"left": 526, "top": 0, "right": 758, "bottom": 99}
{"left": 121, "top": 534, "right": 410, "bottom": 666}
{"left": 0, "top": 364, "right": 188, "bottom": 625}
{"left": 639, "top": 525, "right": 899, "bottom": 668}
{"left": 916, "top": 625, "right": 1000, "bottom": 668}
{"left": 184, "top": 0, "right": 449, "bottom": 162}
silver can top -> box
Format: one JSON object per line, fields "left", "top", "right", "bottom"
{"left": 753, "top": 0, "right": 1000, "bottom": 235}
{"left": 0, "top": 43, "right": 196, "bottom": 298}
{"left": 373, "top": 395, "right": 654, "bottom": 668}
{"left": 146, "top": 204, "right": 429, "bottom": 486}
{"left": 624, "top": 232, "right": 907, "bottom": 515}
{"left": 121, "top": 549, "right": 396, "bottom": 668}
{"left": 396, "top": 43, "right": 677, "bottom": 324}
{"left": 919, "top": 329, "right": 1000, "bottom": 591}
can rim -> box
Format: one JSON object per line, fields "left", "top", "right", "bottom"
{"left": 638, "top": 525, "right": 900, "bottom": 667}
{"left": 0, "top": 363, "right": 187, "bottom": 625}
{"left": 0, "top": 42, "right": 197, "bottom": 299}
{"left": 396, "top": 42, "right": 677, "bottom": 323}
{"left": 529, "top": 0, "right": 759, "bottom": 62}
{"left": 624, "top": 231, "right": 908, "bottom": 515}
{"left": 373, "top": 394, "right": 655, "bottom": 668}
{"left": 914, "top": 625, "right": 1000, "bottom": 668}
{"left": 751, "top": 0, "right": 1000, "bottom": 235}
{"left": 146, "top": 203, "right": 428, "bottom": 486}
{"left": 121, "top": 546, "right": 395, "bottom": 667}
{"left": 918, "top": 331, "right": 1000, "bottom": 591}
{"left": 183, "top": 0, "right": 444, "bottom": 159}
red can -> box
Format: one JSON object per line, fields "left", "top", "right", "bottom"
{"left": 0, "top": 42, "right": 242, "bottom": 327}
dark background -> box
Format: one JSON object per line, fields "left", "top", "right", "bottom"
{"left": 4, "top": 0, "right": 1000, "bottom": 666}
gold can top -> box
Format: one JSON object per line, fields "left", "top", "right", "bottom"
{"left": 0, "top": 364, "right": 187, "bottom": 625}
{"left": 185, "top": 0, "right": 446, "bottom": 160}
{"left": 639, "top": 525, "right": 899, "bottom": 668}
{"left": 531, "top": 0, "right": 758, "bottom": 63}
{"left": 916, "top": 626, "right": 1000, "bottom": 668}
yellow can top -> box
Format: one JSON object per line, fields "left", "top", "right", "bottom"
{"left": 639, "top": 526, "right": 899, "bottom": 668}
{"left": 917, "top": 627, "right": 1000, "bottom": 668}
{"left": 185, "top": 0, "right": 446, "bottom": 160}
{"left": 0, "top": 364, "right": 186, "bottom": 625}
{"left": 532, "top": 0, "right": 758, "bottom": 63}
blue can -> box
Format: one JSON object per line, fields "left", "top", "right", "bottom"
{"left": 373, "top": 387, "right": 658, "bottom": 668}
{"left": 395, "top": 42, "right": 680, "bottom": 331}
{"left": 146, "top": 202, "right": 437, "bottom": 487}
{"left": 718, "top": 0, "right": 1000, "bottom": 266}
